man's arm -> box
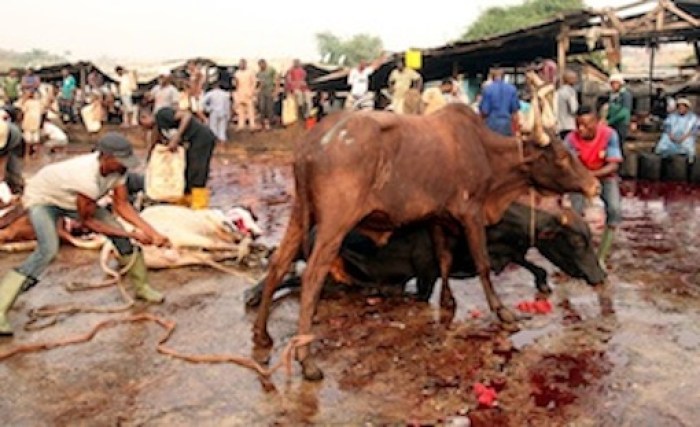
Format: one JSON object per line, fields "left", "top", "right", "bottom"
{"left": 167, "top": 110, "right": 192, "bottom": 150}
{"left": 594, "top": 129, "right": 622, "bottom": 177}
{"left": 77, "top": 193, "right": 144, "bottom": 241}
{"left": 112, "top": 185, "right": 169, "bottom": 246}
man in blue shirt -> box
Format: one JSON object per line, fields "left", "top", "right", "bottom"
{"left": 479, "top": 68, "right": 520, "bottom": 136}
{"left": 59, "top": 68, "right": 77, "bottom": 123}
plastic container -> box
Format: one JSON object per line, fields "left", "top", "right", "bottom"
{"left": 638, "top": 152, "right": 662, "bottom": 181}
{"left": 405, "top": 49, "right": 422, "bottom": 70}
{"left": 661, "top": 155, "right": 688, "bottom": 182}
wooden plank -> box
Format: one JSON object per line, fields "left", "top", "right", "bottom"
{"left": 664, "top": 0, "right": 700, "bottom": 26}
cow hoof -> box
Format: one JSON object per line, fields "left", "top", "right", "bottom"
{"left": 244, "top": 288, "right": 262, "bottom": 307}
{"left": 440, "top": 295, "right": 456, "bottom": 310}
{"left": 501, "top": 321, "right": 520, "bottom": 333}
{"left": 301, "top": 359, "right": 324, "bottom": 381}
{"left": 496, "top": 306, "right": 518, "bottom": 324}
{"left": 252, "top": 347, "right": 271, "bottom": 365}
{"left": 536, "top": 283, "right": 553, "bottom": 295}
{"left": 253, "top": 330, "right": 274, "bottom": 348}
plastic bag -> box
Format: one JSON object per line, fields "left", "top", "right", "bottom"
{"left": 282, "top": 95, "right": 298, "bottom": 126}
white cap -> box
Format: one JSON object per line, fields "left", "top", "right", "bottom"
{"left": 609, "top": 73, "right": 624, "bottom": 84}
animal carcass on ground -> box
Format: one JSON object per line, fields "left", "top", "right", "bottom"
{"left": 102, "top": 205, "right": 265, "bottom": 269}
{"left": 253, "top": 98, "right": 600, "bottom": 380}
{"left": 244, "top": 200, "right": 606, "bottom": 306}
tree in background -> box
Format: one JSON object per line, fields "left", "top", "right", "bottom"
{"left": 316, "top": 32, "right": 384, "bottom": 67}
{"left": 462, "top": 0, "right": 584, "bottom": 41}
{"left": 0, "top": 48, "right": 66, "bottom": 71}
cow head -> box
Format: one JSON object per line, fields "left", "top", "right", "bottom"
{"left": 535, "top": 209, "right": 606, "bottom": 285}
{"left": 225, "top": 206, "right": 263, "bottom": 239}
{"left": 523, "top": 137, "right": 600, "bottom": 199}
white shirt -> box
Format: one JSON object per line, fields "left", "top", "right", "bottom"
{"left": 23, "top": 153, "right": 126, "bottom": 210}
{"left": 348, "top": 67, "right": 374, "bottom": 98}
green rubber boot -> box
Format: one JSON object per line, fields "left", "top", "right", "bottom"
{"left": 0, "top": 270, "right": 32, "bottom": 336}
{"left": 119, "top": 251, "right": 164, "bottom": 304}
{"left": 598, "top": 227, "right": 615, "bottom": 264}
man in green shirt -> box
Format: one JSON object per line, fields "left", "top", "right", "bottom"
{"left": 2, "top": 70, "right": 20, "bottom": 104}
{"left": 256, "top": 59, "right": 279, "bottom": 130}
{"left": 606, "top": 74, "right": 632, "bottom": 156}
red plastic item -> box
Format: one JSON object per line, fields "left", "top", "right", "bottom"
{"left": 515, "top": 299, "right": 553, "bottom": 314}
{"left": 473, "top": 382, "right": 498, "bottom": 407}
{"left": 469, "top": 309, "right": 482, "bottom": 319}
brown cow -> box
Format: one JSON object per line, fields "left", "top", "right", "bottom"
{"left": 253, "top": 103, "right": 599, "bottom": 381}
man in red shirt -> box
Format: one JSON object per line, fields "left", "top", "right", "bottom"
{"left": 565, "top": 106, "right": 623, "bottom": 263}
{"left": 285, "top": 59, "right": 309, "bottom": 119}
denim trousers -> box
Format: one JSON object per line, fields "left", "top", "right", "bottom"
{"left": 17, "top": 205, "right": 133, "bottom": 279}
{"left": 570, "top": 177, "right": 622, "bottom": 227}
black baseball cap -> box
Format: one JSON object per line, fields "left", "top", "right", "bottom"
{"left": 96, "top": 133, "right": 140, "bottom": 169}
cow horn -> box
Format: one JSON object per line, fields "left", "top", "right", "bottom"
{"left": 526, "top": 71, "right": 550, "bottom": 147}
{"left": 560, "top": 214, "right": 569, "bottom": 225}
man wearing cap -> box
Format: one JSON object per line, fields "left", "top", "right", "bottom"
{"left": 0, "top": 133, "right": 170, "bottom": 336}
{"left": 0, "top": 120, "right": 26, "bottom": 194}
{"left": 654, "top": 98, "right": 698, "bottom": 162}
{"left": 606, "top": 74, "right": 632, "bottom": 154}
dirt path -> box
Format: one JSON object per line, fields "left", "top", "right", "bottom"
{"left": 1, "top": 137, "right": 699, "bottom": 425}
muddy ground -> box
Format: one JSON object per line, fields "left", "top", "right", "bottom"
{"left": 1, "top": 126, "right": 699, "bottom": 426}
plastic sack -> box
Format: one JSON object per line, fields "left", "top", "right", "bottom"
{"left": 282, "top": 95, "right": 298, "bottom": 126}
{"left": 145, "top": 145, "right": 186, "bottom": 202}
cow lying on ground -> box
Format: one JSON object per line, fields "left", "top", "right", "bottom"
{"left": 245, "top": 201, "right": 605, "bottom": 306}
{"left": 102, "top": 205, "right": 265, "bottom": 269}
{"left": 253, "top": 97, "right": 600, "bottom": 380}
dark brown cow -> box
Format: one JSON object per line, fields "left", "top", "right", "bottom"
{"left": 253, "top": 103, "right": 599, "bottom": 381}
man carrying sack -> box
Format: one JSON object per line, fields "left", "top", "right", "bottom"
{"left": 139, "top": 106, "right": 217, "bottom": 208}
{"left": 0, "top": 133, "right": 170, "bottom": 336}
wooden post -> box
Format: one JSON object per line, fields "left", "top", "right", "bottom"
{"left": 557, "top": 25, "right": 570, "bottom": 85}
{"left": 649, "top": 42, "right": 656, "bottom": 114}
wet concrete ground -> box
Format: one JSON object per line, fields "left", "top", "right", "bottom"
{"left": 1, "top": 137, "right": 699, "bottom": 426}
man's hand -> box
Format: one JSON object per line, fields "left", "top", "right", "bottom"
{"left": 167, "top": 135, "right": 180, "bottom": 152}
{"left": 131, "top": 229, "right": 154, "bottom": 246}
{"left": 151, "top": 233, "right": 171, "bottom": 248}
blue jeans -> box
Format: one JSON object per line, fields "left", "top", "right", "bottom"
{"left": 570, "top": 177, "right": 622, "bottom": 226}
{"left": 17, "top": 205, "right": 133, "bottom": 279}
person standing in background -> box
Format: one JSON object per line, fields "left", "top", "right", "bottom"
{"left": 479, "top": 68, "right": 520, "bottom": 136}
{"left": 387, "top": 59, "right": 421, "bottom": 114}
{"left": 203, "top": 81, "right": 232, "bottom": 142}
{"left": 256, "top": 59, "right": 279, "bottom": 131}
{"left": 234, "top": 59, "right": 257, "bottom": 131}
{"left": 556, "top": 69, "right": 579, "bottom": 140}
{"left": 606, "top": 74, "right": 632, "bottom": 156}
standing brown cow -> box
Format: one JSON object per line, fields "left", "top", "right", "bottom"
{"left": 253, "top": 102, "right": 599, "bottom": 381}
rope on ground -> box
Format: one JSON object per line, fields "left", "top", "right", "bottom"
{"left": 24, "top": 247, "right": 137, "bottom": 331}
{"left": 188, "top": 251, "right": 258, "bottom": 281}
{"left": 1, "top": 312, "right": 314, "bottom": 378}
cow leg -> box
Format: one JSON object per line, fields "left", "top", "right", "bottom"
{"left": 513, "top": 257, "right": 552, "bottom": 295}
{"left": 460, "top": 207, "right": 518, "bottom": 329}
{"left": 431, "top": 224, "right": 455, "bottom": 309}
{"left": 252, "top": 205, "right": 304, "bottom": 348}
{"left": 296, "top": 222, "right": 354, "bottom": 381}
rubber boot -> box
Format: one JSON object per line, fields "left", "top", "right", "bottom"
{"left": 0, "top": 270, "right": 34, "bottom": 336}
{"left": 597, "top": 227, "right": 615, "bottom": 264}
{"left": 190, "top": 188, "right": 210, "bottom": 210}
{"left": 119, "top": 251, "right": 164, "bottom": 304}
